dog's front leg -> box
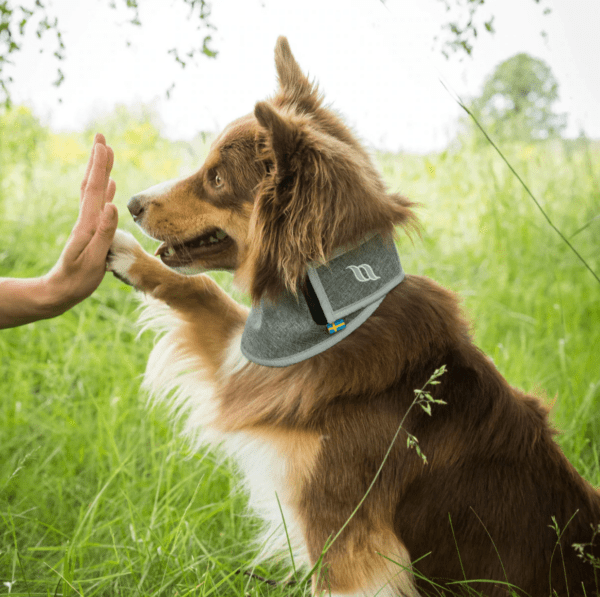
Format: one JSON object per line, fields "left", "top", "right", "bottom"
{"left": 107, "top": 230, "right": 247, "bottom": 374}
{"left": 305, "top": 517, "right": 421, "bottom": 597}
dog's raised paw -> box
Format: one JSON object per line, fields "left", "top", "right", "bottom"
{"left": 106, "top": 229, "right": 143, "bottom": 286}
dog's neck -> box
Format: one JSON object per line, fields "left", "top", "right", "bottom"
{"left": 241, "top": 233, "right": 406, "bottom": 367}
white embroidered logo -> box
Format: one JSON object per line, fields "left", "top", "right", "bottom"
{"left": 346, "top": 264, "right": 381, "bottom": 282}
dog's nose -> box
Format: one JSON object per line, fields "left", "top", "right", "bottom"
{"left": 128, "top": 195, "right": 145, "bottom": 220}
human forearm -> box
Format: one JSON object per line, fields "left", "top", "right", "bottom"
{"left": 0, "top": 276, "right": 65, "bottom": 329}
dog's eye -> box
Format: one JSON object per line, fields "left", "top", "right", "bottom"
{"left": 214, "top": 172, "right": 223, "bottom": 188}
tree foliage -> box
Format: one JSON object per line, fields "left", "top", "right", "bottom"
{"left": 0, "top": 0, "right": 215, "bottom": 106}
{"left": 433, "top": 0, "right": 551, "bottom": 59}
{"left": 470, "top": 53, "right": 567, "bottom": 141}
{"left": 0, "top": 0, "right": 66, "bottom": 102}
{"left": 1, "top": 0, "right": 553, "bottom": 106}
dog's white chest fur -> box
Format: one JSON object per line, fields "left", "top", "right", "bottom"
{"left": 139, "top": 300, "right": 308, "bottom": 564}
{"left": 217, "top": 429, "right": 307, "bottom": 562}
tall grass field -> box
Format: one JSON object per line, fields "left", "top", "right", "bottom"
{"left": 1, "top": 105, "right": 599, "bottom": 596}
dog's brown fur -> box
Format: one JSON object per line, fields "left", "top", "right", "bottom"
{"left": 108, "top": 37, "right": 600, "bottom": 596}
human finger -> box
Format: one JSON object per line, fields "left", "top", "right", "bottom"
{"left": 87, "top": 143, "right": 109, "bottom": 200}
{"left": 62, "top": 137, "right": 110, "bottom": 264}
{"left": 104, "top": 144, "right": 114, "bottom": 194}
{"left": 106, "top": 178, "right": 116, "bottom": 204}
{"left": 62, "top": 192, "right": 118, "bottom": 267}
{"left": 78, "top": 143, "right": 109, "bottom": 233}
{"left": 80, "top": 133, "right": 106, "bottom": 204}
{"left": 87, "top": 202, "right": 119, "bottom": 260}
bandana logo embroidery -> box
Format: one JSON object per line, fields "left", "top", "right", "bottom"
{"left": 346, "top": 264, "right": 381, "bottom": 283}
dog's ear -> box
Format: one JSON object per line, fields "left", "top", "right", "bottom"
{"left": 254, "top": 100, "right": 296, "bottom": 174}
{"left": 249, "top": 100, "right": 320, "bottom": 300}
{"left": 242, "top": 100, "right": 417, "bottom": 303}
{"left": 273, "top": 36, "right": 322, "bottom": 113}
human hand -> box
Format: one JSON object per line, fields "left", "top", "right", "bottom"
{"left": 43, "top": 133, "right": 118, "bottom": 315}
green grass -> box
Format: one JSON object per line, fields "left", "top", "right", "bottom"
{"left": 1, "top": 106, "right": 599, "bottom": 596}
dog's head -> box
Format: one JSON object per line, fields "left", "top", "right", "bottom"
{"left": 129, "top": 37, "right": 417, "bottom": 301}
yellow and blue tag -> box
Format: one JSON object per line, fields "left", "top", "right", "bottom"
{"left": 327, "top": 319, "right": 346, "bottom": 334}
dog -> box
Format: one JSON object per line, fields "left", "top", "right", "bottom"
{"left": 107, "top": 37, "right": 600, "bottom": 596}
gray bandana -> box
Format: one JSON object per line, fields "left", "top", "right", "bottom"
{"left": 241, "top": 233, "right": 405, "bottom": 367}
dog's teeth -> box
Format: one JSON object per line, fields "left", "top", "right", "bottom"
{"left": 209, "top": 236, "right": 218, "bottom": 243}
{"left": 165, "top": 247, "right": 175, "bottom": 257}
{"left": 216, "top": 230, "right": 227, "bottom": 240}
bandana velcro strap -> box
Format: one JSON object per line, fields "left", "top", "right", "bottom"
{"left": 306, "top": 233, "right": 405, "bottom": 328}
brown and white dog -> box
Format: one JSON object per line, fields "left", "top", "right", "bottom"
{"left": 107, "top": 37, "right": 600, "bottom": 596}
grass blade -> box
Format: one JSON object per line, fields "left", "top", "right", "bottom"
{"left": 441, "top": 80, "right": 600, "bottom": 287}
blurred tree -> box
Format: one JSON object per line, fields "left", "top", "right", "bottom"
{"left": 431, "top": 0, "right": 551, "bottom": 59}
{"left": 1, "top": 0, "right": 553, "bottom": 105}
{"left": 469, "top": 53, "right": 567, "bottom": 141}
{"left": 0, "top": 0, "right": 215, "bottom": 106}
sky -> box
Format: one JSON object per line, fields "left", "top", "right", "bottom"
{"left": 6, "top": 0, "right": 600, "bottom": 153}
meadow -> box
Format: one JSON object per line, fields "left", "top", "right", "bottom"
{"left": 0, "top": 104, "right": 599, "bottom": 596}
